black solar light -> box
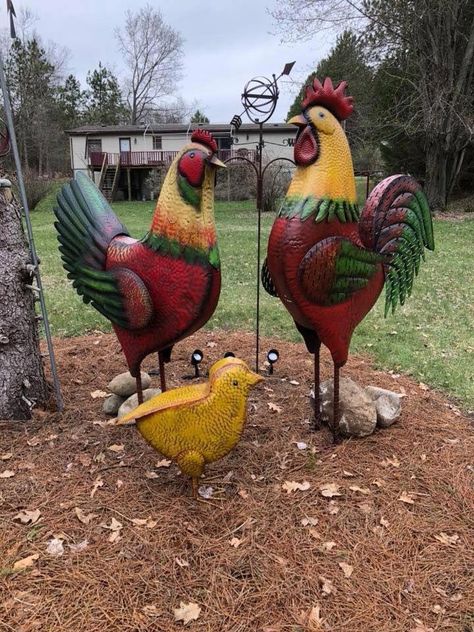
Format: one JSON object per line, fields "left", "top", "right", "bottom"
{"left": 224, "top": 351, "right": 235, "bottom": 358}
{"left": 266, "top": 348, "right": 280, "bottom": 375}
{"left": 191, "top": 349, "right": 204, "bottom": 378}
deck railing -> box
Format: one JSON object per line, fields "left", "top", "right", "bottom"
{"left": 89, "top": 148, "right": 257, "bottom": 169}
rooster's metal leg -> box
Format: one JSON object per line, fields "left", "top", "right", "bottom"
{"left": 313, "top": 340, "right": 322, "bottom": 431}
{"left": 332, "top": 363, "right": 342, "bottom": 444}
{"left": 158, "top": 351, "right": 167, "bottom": 392}
{"left": 136, "top": 371, "right": 144, "bottom": 405}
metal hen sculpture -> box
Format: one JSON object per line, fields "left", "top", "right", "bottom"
{"left": 263, "top": 77, "right": 434, "bottom": 440}
{"left": 54, "top": 130, "right": 225, "bottom": 399}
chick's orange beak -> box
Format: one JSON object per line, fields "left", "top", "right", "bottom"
{"left": 248, "top": 371, "right": 264, "bottom": 386}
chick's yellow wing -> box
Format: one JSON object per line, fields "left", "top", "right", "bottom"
{"left": 116, "top": 382, "right": 210, "bottom": 425}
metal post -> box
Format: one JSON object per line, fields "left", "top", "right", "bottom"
{"left": 0, "top": 47, "right": 63, "bottom": 411}
{"left": 255, "top": 122, "right": 263, "bottom": 372}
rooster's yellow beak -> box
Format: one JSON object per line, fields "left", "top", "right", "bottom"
{"left": 209, "top": 155, "right": 226, "bottom": 168}
{"left": 287, "top": 114, "right": 307, "bottom": 128}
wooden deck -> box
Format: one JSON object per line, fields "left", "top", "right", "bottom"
{"left": 89, "top": 148, "right": 257, "bottom": 169}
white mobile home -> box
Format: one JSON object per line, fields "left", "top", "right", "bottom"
{"left": 67, "top": 122, "right": 297, "bottom": 201}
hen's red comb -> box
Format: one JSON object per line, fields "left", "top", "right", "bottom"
{"left": 191, "top": 129, "right": 218, "bottom": 153}
{"left": 301, "top": 77, "right": 354, "bottom": 121}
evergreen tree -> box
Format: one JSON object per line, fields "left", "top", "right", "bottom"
{"left": 287, "top": 31, "right": 377, "bottom": 169}
{"left": 85, "top": 63, "right": 125, "bottom": 125}
{"left": 6, "top": 37, "right": 60, "bottom": 172}
{"left": 191, "top": 109, "right": 210, "bottom": 124}
{"left": 57, "top": 74, "right": 86, "bottom": 128}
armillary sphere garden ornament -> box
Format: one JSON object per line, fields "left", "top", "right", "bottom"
{"left": 229, "top": 61, "right": 295, "bottom": 372}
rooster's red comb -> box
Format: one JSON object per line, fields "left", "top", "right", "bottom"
{"left": 191, "top": 129, "right": 218, "bottom": 153}
{"left": 301, "top": 77, "right": 354, "bottom": 121}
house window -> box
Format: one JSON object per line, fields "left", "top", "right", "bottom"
{"left": 86, "top": 138, "right": 102, "bottom": 156}
{"left": 152, "top": 135, "right": 162, "bottom": 150}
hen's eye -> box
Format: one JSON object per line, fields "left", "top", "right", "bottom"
{"left": 189, "top": 152, "right": 195, "bottom": 158}
{"left": 318, "top": 112, "right": 325, "bottom": 118}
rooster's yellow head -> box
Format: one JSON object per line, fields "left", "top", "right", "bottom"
{"left": 286, "top": 77, "right": 357, "bottom": 203}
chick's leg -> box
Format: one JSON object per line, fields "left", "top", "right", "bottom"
{"left": 176, "top": 450, "right": 205, "bottom": 499}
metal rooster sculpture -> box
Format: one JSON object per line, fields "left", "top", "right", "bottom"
{"left": 263, "top": 77, "right": 434, "bottom": 440}
{"left": 54, "top": 130, "right": 225, "bottom": 400}
{"left": 116, "top": 356, "right": 263, "bottom": 498}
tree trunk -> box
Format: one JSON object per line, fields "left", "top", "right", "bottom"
{"left": 0, "top": 182, "right": 48, "bottom": 420}
{"left": 424, "top": 143, "right": 448, "bottom": 211}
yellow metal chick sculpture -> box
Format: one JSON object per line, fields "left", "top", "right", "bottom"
{"left": 116, "top": 357, "right": 263, "bottom": 497}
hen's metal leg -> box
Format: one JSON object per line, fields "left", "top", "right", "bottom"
{"left": 332, "top": 363, "right": 341, "bottom": 444}
{"left": 313, "top": 340, "right": 322, "bottom": 431}
{"left": 136, "top": 370, "right": 143, "bottom": 405}
{"left": 158, "top": 351, "right": 167, "bottom": 392}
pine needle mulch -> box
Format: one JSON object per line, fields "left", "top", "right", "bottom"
{"left": 0, "top": 330, "right": 473, "bottom": 632}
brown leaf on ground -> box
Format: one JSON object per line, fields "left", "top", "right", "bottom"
{"left": 107, "top": 444, "right": 124, "bottom": 453}
{"left": 282, "top": 480, "right": 311, "bottom": 494}
{"left": 338, "top": 562, "right": 354, "bottom": 578}
{"left": 229, "top": 537, "right": 242, "bottom": 548}
{"left": 319, "top": 576, "right": 335, "bottom": 596}
{"left": 142, "top": 604, "right": 161, "bottom": 617}
{"left": 100, "top": 517, "right": 122, "bottom": 532}
{"left": 268, "top": 402, "right": 282, "bottom": 413}
{"left": 14, "top": 509, "right": 41, "bottom": 525}
{"left": 349, "top": 485, "right": 371, "bottom": 495}
{"left": 173, "top": 601, "right": 201, "bottom": 625}
{"left": 13, "top": 553, "right": 39, "bottom": 571}
{"left": 0, "top": 470, "right": 15, "bottom": 478}
{"left": 74, "top": 507, "right": 98, "bottom": 525}
{"left": 90, "top": 390, "right": 108, "bottom": 399}
{"left": 399, "top": 491, "right": 416, "bottom": 505}
{"left": 156, "top": 459, "right": 171, "bottom": 468}
{"left": 0, "top": 452, "right": 12, "bottom": 461}
{"left": 319, "top": 483, "right": 342, "bottom": 498}
{"left": 145, "top": 471, "right": 159, "bottom": 479}
{"left": 381, "top": 455, "right": 400, "bottom": 468}
{"left": 90, "top": 477, "right": 104, "bottom": 498}
{"left": 434, "top": 532, "right": 459, "bottom": 546}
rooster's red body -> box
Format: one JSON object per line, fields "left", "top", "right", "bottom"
{"left": 264, "top": 78, "right": 434, "bottom": 437}
{"left": 54, "top": 130, "right": 224, "bottom": 394}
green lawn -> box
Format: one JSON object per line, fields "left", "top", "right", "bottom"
{"left": 32, "top": 193, "right": 474, "bottom": 409}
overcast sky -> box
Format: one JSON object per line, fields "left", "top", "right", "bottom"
{"left": 0, "top": 0, "right": 334, "bottom": 123}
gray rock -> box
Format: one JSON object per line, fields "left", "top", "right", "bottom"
{"left": 102, "top": 393, "right": 125, "bottom": 416}
{"left": 365, "top": 386, "right": 402, "bottom": 428}
{"left": 108, "top": 371, "right": 151, "bottom": 397}
{"left": 117, "top": 388, "right": 162, "bottom": 420}
{"left": 316, "top": 377, "right": 377, "bottom": 438}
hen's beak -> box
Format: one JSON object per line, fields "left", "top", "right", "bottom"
{"left": 288, "top": 113, "right": 307, "bottom": 128}
{"left": 209, "top": 154, "right": 226, "bottom": 168}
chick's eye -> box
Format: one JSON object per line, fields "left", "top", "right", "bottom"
{"left": 232, "top": 380, "right": 239, "bottom": 386}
